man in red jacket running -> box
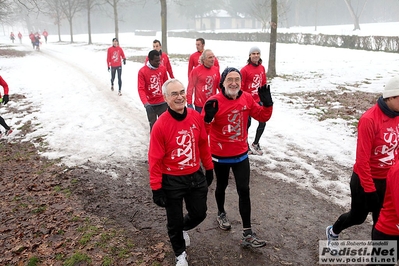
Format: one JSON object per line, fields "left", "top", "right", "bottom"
{"left": 187, "top": 38, "right": 219, "bottom": 77}
{"left": 138, "top": 50, "right": 168, "bottom": 132}
{"left": 241, "top": 46, "right": 268, "bottom": 155}
{"left": 149, "top": 78, "right": 214, "bottom": 266}
{"left": 145, "top": 40, "right": 174, "bottom": 79}
{"left": 107, "top": 38, "right": 126, "bottom": 96}
{"left": 187, "top": 49, "right": 220, "bottom": 113}
{"left": 326, "top": 76, "right": 399, "bottom": 251}
{"left": 203, "top": 67, "right": 273, "bottom": 248}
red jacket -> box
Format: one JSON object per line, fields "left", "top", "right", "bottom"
{"left": 203, "top": 91, "right": 273, "bottom": 157}
{"left": 375, "top": 163, "right": 399, "bottom": 235}
{"left": 241, "top": 63, "right": 267, "bottom": 103}
{"left": 187, "top": 64, "right": 220, "bottom": 107}
{"left": 353, "top": 103, "right": 399, "bottom": 192}
{"left": 107, "top": 46, "right": 126, "bottom": 67}
{"left": 42, "top": 31, "right": 48, "bottom": 37}
{"left": 137, "top": 64, "right": 168, "bottom": 105}
{"left": 188, "top": 51, "right": 219, "bottom": 76}
{"left": 0, "top": 76, "right": 9, "bottom": 97}
{"left": 149, "top": 108, "right": 213, "bottom": 190}
{"left": 145, "top": 52, "right": 174, "bottom": 78}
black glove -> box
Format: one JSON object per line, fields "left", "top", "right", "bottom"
{"left": 2, "top": 95, "right": 9, "bottom": 105}
{"left": 108, "top": 67, "right": 110, "bottom": 72}
{"left": 258, "top": 84, "right": 273, "bottom": 107}
{"left": 123, "top": 59, "right": 126, "bottom": 65}
{"left": 206, "top": 169, "right": 214, "bottom": 187}
{"left": 365, "top": 191, "right": 380, "bottom": 212}
{"left": 204, "top": 99, "right": 218, "bottom": 123}
{"left": 187, "top": 104, "right": 194, "bottom": 109}
{"left": 152, "top": 189, "right": 167, "bottom": 207}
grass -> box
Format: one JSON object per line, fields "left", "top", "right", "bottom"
{"left": 27, "top": 257, "right": 40, "bottom": 266}
{"left": 63, "top": 252, "right": 92, "bottom": 266}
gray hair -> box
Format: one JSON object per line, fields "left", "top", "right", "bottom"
{"left": 200, "top": 49, "right": 213, "bottom": 64}
{"left": 162, "top": 79, "right": 185, "bottom": 96}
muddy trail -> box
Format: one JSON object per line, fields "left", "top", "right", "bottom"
{"left": 68, "top": 159, "right": 371, "bottom": 266}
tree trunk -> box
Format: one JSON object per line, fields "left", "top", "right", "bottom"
{"left": 344, "top": 0, "right": 361, "bottom": 30}
{"left": 57, "top": 17, "right": 61, "bottom": 42}
{"left": 314, "top": 0, "right": 318, "bottom": 31}
{"left": 87, "top": 0, "right": 92, "bottom": 44}
{"left": 113, "top": 0, "right": 119, "bottom": 40}
{"left": 267, "top": 0, "right": 277, "bottom": 78}
{"left": 69, "top": 18, "right": 74, "bottom": 43}
{"left": 160, "top": 0, "right": 167, "bottom": 53}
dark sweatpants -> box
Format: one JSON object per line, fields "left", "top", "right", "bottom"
{"left": 213, "top": 158, "right": 251, "bottom": 229}
{"left": 332, "top": 172, "right": 386, "bottom": 235}
{"left": 110, "top": 66, "right": 122, "bottom": 91}
{"left": 146, "top": 102, "right": 168, "bottom": 132}
{"left": 163, "top": 170, "right": 208, "bottom": 257}
{"left": 0, "top": 116, "right": 10, "bottom": 131}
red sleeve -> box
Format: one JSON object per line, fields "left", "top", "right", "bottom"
{"left": 106, "top": 48, "right": 111, "bottom": 67}
{"left": 391, "top": 170, "right": 399, "bottom": 218}
{"left": 137, "top": 68, "right": 148, "bottom": 105}
{"left": 248, "top": 93, "right": 273, "bottom": 122}
{"left": 214, "top": 72, "right": 220, "bottom": 94}
{"left": 148, "top": 120, "right": 165, "bottom": 190}
{"left": 188, "top": 54, "right": 195, "bottom": 77}
{"left": 187, "top": 69, "right": 196, "bottom": 105}
{"left": 198, "top": 118, "right": 213, "bottom": 170}
{"left": 164, "top": 54, "right": 174, "bottom": 78}
{"left": 214, "top": 57, "right": 220, "bottom": 72}
{"left": 0, "top": 76, "right": 9, "bottom": 96}
{"left": 161, "top": 66, "right": 168, "bottom": 84}
{"left": 356, "top": 117, "right": 377, "bottom": 192}
{"left": 119, "top": 47, "right": 126, "bottom": 60}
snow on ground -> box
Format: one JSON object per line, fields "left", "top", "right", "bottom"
{"left": 1, "top": 21, "right": 399, "bottom": 207}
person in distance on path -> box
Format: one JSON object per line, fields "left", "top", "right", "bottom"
{"left": 106, "top": 37, "right": 126, "bottom": 96}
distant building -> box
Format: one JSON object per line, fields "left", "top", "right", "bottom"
{"left": 195, "top": 9, "right": 261, "bottom": 31}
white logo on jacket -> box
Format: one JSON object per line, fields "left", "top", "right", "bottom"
{"left": 250, "top": 74, "right": 262, "bottom": 96}
{"left": 376, "top": 125, "right": 399, "bottom": 166}
{"left": 222, "top": 109, "right": 243, "bottom": 141}
{"left": 149, "top": 73, "right": 162, "bottom": 96}
{"left": 171, "top": 129, "right": 196, "bottom": 169}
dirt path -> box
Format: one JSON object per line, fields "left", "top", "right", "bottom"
{"left": 68, "top": 159, "right": 372, "bottom": 265}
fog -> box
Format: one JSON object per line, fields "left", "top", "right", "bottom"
{"left": 5, "top": 0, "right": 399, "bottom": 36}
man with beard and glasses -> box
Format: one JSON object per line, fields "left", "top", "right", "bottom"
{"left": 202, "top": 67, "right": 273, "bottom": 248}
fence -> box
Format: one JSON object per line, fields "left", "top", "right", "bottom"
{"left": 168, "top": 31, "right": 399, "bottom": 53}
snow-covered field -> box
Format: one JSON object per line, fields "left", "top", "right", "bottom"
{"left": 1, "top": 21, "right": 399, "bottom": 208}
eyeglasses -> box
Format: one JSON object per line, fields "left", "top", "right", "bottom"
{"left": 225, "top": 77, "right": 241, "bottom": 83}
{"left": 168, "top": 90, "right": 186, "bottom": 98}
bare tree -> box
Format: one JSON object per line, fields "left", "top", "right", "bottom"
{"left": 249, "top": 0, "right": 270, "bottom": 31}
{"left": 344, "top": 0, "right": 368, "bottom": 30}
{"left": 60, "top": 0, "right": 82, "bottom": 42}
{"left": 160, "top": 0, "right": 167, "bottom": 53}
{"left": 85, "top": 0, "right": 100, "bottom": 44}
{"left": 104, "top": 0, "right": 121, "bottom": 40}
{"left": 43, "top": 0, "right": 64, "bottom": 41}
{"left": 268, "top": 0, "right": 277, "bottom": 78}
